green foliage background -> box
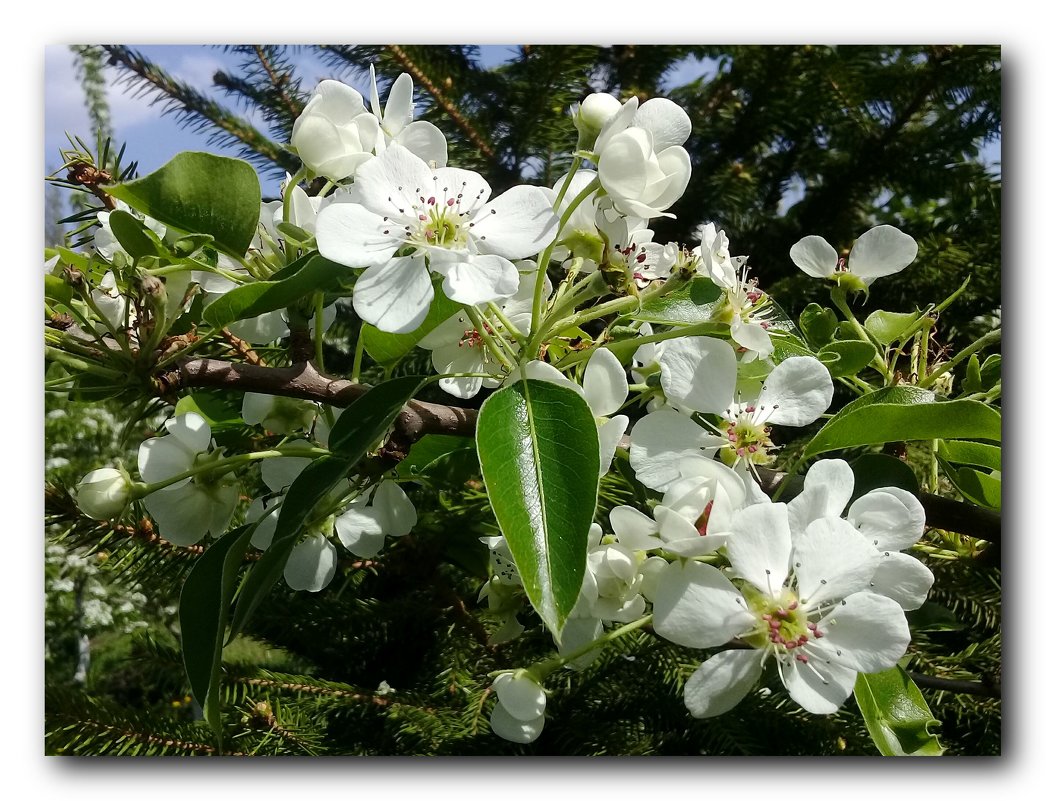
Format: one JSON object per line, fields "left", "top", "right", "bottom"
{"left": 44, "top": 44, "right": 1001, "bottom": 756}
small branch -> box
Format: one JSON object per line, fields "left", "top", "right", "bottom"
{"left": 909, "top": 672, "right": 1000, "bottom": 699}
{"left": 221, "top": 328, "right": 267, "bottom": 367}
{"left": 173, "top": 358, "right": 477, "bottom": 445}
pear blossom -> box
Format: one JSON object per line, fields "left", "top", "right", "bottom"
{"left": 631, "top": 348, "right": 833, "bottom": 490}
{"left": 90, "top": 272, "right": 131, "bottom": 330}
{"left": 334, "top": 480, "right": 417, "bottom": 558}
{"left": 477, "top": 535, "right": 526, "bottom": 644}
{"left": 507, "top": 351, "right": 629, "bottom": 476}
{"left": 316, "top": 144, "right": 558, "bottom": 333}
{"left": 573, "top": 92, "right": 622, "bottom": 147}
{"left": 787, "top": 459, "right": 933, "bottom": 610}
{"left": 369, "top": 66, "right": 448, "bottom": 167}
{"left": 789, "top": 225, "right": 918, "bottom": 288}
{"left": 489, "top": 671, "right": 547, "bottom": 744}
{"left": 654, "top": 503, "right": 911, "bottom": 717}
{"left": 75, "top": 467, "right": 133, "bottom": 520}
{"left": 241, "top": 393, "right": 318, "bottom": 436}
{"left": 697, "top": 223, "right": 776, "bottom": 360}
{"left": 593, "top": 96, "right": 692, "bottom": 219}
{"left": 245, "top": 500, "right": 338, "bottom": 593}
{"left": 137, "top": 413, "right": 237, "bottom": 546}
{"left": 418, "top": 268, "right": 550, "bottom": 399}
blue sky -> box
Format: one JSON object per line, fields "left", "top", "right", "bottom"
{"left": 45, "top": 45, "right": 999, "bottom": 203}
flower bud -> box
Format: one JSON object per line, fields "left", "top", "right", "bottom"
{"left": 76, "top": 468, "right": 132, "bottom": 520}
{"left": 290, "top": 80, "right": 381, "bottom": 181}
{"left": 574, "top": 92, "right": 622, "bottom": 149}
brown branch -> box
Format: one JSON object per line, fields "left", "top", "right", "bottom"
{"left": 220, "top": 328, "right": 266, "bottom": 366}
{"left": 909, "top": 672, "right": 1000, "bottom": 699}
{"left": 173, "top": 358, "right": 477, "bottom": 445}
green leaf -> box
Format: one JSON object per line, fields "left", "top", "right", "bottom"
{"left": 938, "top": 460, "right": 1002, "bottom": 509}
{"left": 107, "top": 209, "right": 161, "bottom": 259}
{"left": 798, "top": 303, "right": 838, "bottom": 349}
{"left": 44, "top": 274, "right": 73, "bottom": 306}
{"left": 395, "top": 434, "right": 478, "bottom": 481}
{"left": 963, "top": 354, "right": 982, "bottom": 394}
{"left": 854, "top": 667, "right": 945, "bottom": 756}
{"left": 938, "top": 440, "right": 1001, "bottom": 471}
{"left": 178, "top": 524, "right": 255, "bottom": 743}
{"left": 476, "top": 379, "right": 600, "bottom": 638}
{"left": 865, "top": 310, "right": 920, "bottom": 345}
{"left": 979, "top": 354, "right": 1001, "bottom": 390}
{"left": 772, "top": 333, "right": 816, "bottom": 363}
{"left": 175, "top": 391, "right": 245, "bottom": 433}
{"left": 326, "top": 375, "right": 428, "bottom": 456}
{"left": 804, "top": 387, "right": 1002, "bottom": 459}
{"left": 363, "top": 283, "right": 461, "bottom": 367}
{"left": 625, "top": 279, "right": 723, "bottom": 325}
{"left": 202, "top": 252, "right": 353, "bottom": 329}
{"left": 106, "top": 152, "right": 261, "bottom": 256}
{"left": 227, "top": 376, "right": 426, "bottom": 642}
{"left": 849, "top": 453, "right": 920, "bottom": 499}
{"left": 906, "top": 601, "right": 964, "bottom": 633}
{"left": 817, "top": 340, "right": 877, "bottom": 377}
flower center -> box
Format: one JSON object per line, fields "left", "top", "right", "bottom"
{"left": 718, "top": 410, "right": 774, "bottom": 466}
{"left": 744, "top": 590, "right": 824, "bottom": 658}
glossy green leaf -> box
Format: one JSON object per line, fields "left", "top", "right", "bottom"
{"left": 179, "top": 524, "right": 255, "bottom": 743}
{"left": 799, "top": 303, "right": 838, "bottom": 349}
{"left": 363, "top": 283, "right": 462, "bottom": 367}
{"left": 227, "top": 376, "right": 426, "bottom": 642}
{"left": 626, "top": 279, "right": 723, "bottom": 325}
{"left": 804, "top": 386, "right": 1001, "bottom": 458}
{"left": 395, "top": 434, "right": 477, "bottom": 481}
{"left": 106, "top": 152, "right": 261, "bottom": 256}
{"left": 107, "top": 209, "right": 161, "bottom": 259}
{"left": 817, "top": 340, "right": 877, "bottom": 377}
{"left": 938, "top": 460, "right": 1002, "bottom": 509}
{"left": 202, "top": 252, "right": 353, "bottom": 329}
{"left": 772, "top": 333, "right": 816, "bottom": 363}
{"left": 865, "top": 310, "right": 920, "bottom": 345}
{"left": 175, "top": 391, "right": 245, "bottom": 433}
{"left": 476, "top": 379, "right": 600, "bottom": 638}
{"left": 849, "top": 453, "right": 920, "bottom": 500}
{"left": 938, "top": 440, "right": 1001, "bottom": 471}
{"left": 854, "top": 667, "right": 945, "bottom": 756}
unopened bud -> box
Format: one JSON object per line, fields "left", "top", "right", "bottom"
{"left": 76, "top": 467, "right": 132, "bottom": 520}
{"left": 574, "top": 92, "right": 622, "bottom": 149}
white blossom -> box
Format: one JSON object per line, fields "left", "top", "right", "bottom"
{"left": 790, "top": 225, "right": 918, "bottom": 288}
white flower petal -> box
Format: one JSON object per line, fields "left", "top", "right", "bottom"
{"left": 493, "top": 673, "right": 546, "bottom": 721}
{"left": 789, "top": 235, "right": 838, "bottom": 279}
{"left": 682, "top": 648, "right": 764, "bottom": 719}
{"left": 442, "top": 254, "right": 519, "bottom": 305}
{"left": 353, "top": 143, "right": 438, "bottom": 221}
{"left": 372, "top": 481, "right": 417, "bottom": 537}
{"left": 138, "top": 436, "right": 196, "bottom": 486}
{"left": 226, "top": 311, "right": 290, "bottom": 344}
{"left": 628, "top": 410, "right": 720, "bottom": 491}
{"left": 848, "top": 225, "right": 918, "bottom": 282}
{"left": 471, "top": 186, "right": 558, "bottom": 260}
{"left": 504, "top": 360, "right": 582, "bottom": 395}
{"left": 261, "top": 444, "right": 313, "bottom": 493}
{"left": 787, "top": 459, "right": 854, "bottom": 534}
{"left": 489, "top": 702, "right": 544, "bottom": 743}
{"left": 315, "top": 202, "right": 399, "bottom": 269}
{"left": 653, "top": 560, "right": 753, "bottom": 649}
{"left": 353, "top": 255, "right": 434, "bottom": 334}
{"left": 730, "top": 318, "right": 774, "bottom": 359}
{"left": 760, "top": 357, "right": 834, "bottom": 427}
{"left": 792, "top": 518, "right": 881, "bottom": 606}
{"left": 782, "top": 656, "right": 857, "bottom": 714}
{"left": 847, "top": 487, "right": 925, "bottom": 551}
{"left": 393, "top": 121, "right": 448, "bottom": 167}
{"left": 165, "top": 412, "right": 211, "bottom": 454}
{"left": 596, "top": 414, "right": 629, "bottom": 476}
{"left": 631, "top": 97, "right": 692, "bottom": 150}
{"left": 659, "top": 336, "right": 738, "bottom": 413}
{"left": 583, "top": 348, "right": 628, "bottom": 417}
{"left": 870, "top": 552, "right": 935, "bottom": 611}
{"left": 382, "top": 73, "right": 414, "bottom": 135}
{"left": 283, "top": 534, "right": 338, "bottom": 592}
{"left": 608, "top": 505, "right": 662, "bottom": 551}
{"left": 816, "top": 591, "right": 910, "bottom": 673}
{"left": 727, "top": 503, "right": 793, "bottom": 591}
